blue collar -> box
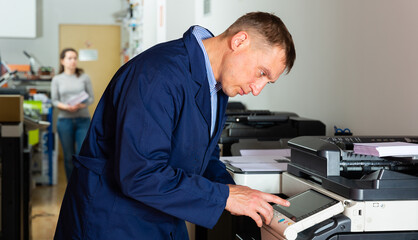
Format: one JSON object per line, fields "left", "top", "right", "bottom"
{"left": 191, "top": 26, "right": 221, "bottom": 96}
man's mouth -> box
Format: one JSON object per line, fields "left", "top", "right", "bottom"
{"left": 239, "top": 88, "right": 244, "bottom": 95}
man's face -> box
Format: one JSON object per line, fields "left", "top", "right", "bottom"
{"left": 219, "top": 40, "right": 287, "bottom": 97}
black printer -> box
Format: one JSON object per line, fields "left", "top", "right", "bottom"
{"left": 198, "top": 103, "right": 326, "bottom": 240}
{"left": 263, "top": 136, "right": 418, "bottom": 240}
{"left": 220, "top": 102, "right": 326, "bottom": 156}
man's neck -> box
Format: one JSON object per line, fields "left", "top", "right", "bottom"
{"left": 202, "top": 36, "right": 230, "bottom": 83}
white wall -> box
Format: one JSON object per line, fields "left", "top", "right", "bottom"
{"left": 1, "top": 0, "right": 417, "bottom": 136}
{"left": 0, "top": 0, "right": 122, "bottom": 71}
{"left": 142, "top": 0, "right": 158, "bottom": 50}
{"left": 166, "top": 0, "right": 195, "bottom": 41}
{"left": 166, "top": 0, "right": 418, "bottom": 136}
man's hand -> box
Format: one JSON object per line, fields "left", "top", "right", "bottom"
{"left": 225, "top": 184, "right": 290, "bottom": 227}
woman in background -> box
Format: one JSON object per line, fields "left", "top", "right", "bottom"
{"left": 51, "top": 48, "right": 94, "bottom": 180}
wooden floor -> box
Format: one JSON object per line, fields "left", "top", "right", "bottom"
{"left": 31, "top": 158, "right": 67, "bottom": 240}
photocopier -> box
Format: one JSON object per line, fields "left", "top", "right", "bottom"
{"left": 262, "top": 136, "right": 418, "bottom": 240}
{"left": 196, "top": 104, "right": 326, "bottom": 240}
{"left": 220, "top": 108, "right": 326, "bottom": 156}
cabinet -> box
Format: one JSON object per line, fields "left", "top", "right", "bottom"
{"left": 0, "top": 119, "right": 31, "bottom": 240}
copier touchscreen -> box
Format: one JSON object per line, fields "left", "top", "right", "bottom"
{"left": 268, "top": 189, "right": 344, "bottom": 240}
{"left": 274, "top": 189, "right": 339, "bottom": 222}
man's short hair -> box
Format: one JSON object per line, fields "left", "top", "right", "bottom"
{"left": 224, "top": 12, "right": 296, "bottom": 74}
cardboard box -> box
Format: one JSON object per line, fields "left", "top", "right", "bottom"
{"left": 0, "top": 95, "right": 24, "bottom": 122}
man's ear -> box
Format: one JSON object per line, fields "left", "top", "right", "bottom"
{"left": 230, "top": 31, "right": 250, "bottom": 51}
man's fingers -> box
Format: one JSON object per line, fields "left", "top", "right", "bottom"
{"left": 263, "top": 193, "right": 290, "bottom": 207}
{"left": 275, "top": 196, "right": 290, "bottom": 207}
{"left": 257, "top": 193, "right": 289, "bottom": 225}
{"left": 258, "top": 200, "right": 274, "bottom": 225}
{"left": 249, "top": 212, "right": 263, "bottom": 227}
{"left": 225, "top": 185, "right": 290, "bottom": 227}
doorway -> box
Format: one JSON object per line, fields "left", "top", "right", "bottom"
{"left": 59, "top": 24, "right": 121, "bottom": 115}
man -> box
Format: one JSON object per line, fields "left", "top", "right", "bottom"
{"left": 55, "top": 11, "right": 296, "bottom": 239}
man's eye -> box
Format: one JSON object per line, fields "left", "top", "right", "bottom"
{"left": 260, "top": 71, "right": 266, "bottom": 77}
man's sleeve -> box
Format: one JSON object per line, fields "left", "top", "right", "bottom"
{"left": 203, "top": 144, "right": 235, "bottom": 185}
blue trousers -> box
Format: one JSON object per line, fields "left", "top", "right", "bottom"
{"left": 57, "top": 117, "right": 90, "bottom": 180}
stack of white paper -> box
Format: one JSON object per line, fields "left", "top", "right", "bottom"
{"left": 353, "top": 142, "right": 418, "bottom": 157}
{"left": 66, "top": 91, "right": 89, "bottom": 106}
{"left": 220, "top": 155, "right": 289, "bottom": 172}
{"left": 240, "top": 149, "right": 291, "bottom": 157}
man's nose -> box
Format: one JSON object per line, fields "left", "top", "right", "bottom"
{"left": 250, "top": 80, "right": 268, "bottom": 96}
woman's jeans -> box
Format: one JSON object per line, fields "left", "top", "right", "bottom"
{"left": 57, "top": 117, "right": 90, "bottom": 180}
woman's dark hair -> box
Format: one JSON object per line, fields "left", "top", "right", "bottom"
{"left": 59, "top": 48, "right": 84, "bottom": 77}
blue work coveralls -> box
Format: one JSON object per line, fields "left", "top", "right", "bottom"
{"left": 54, "top": 27, "right": 235, "bottom": 239}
